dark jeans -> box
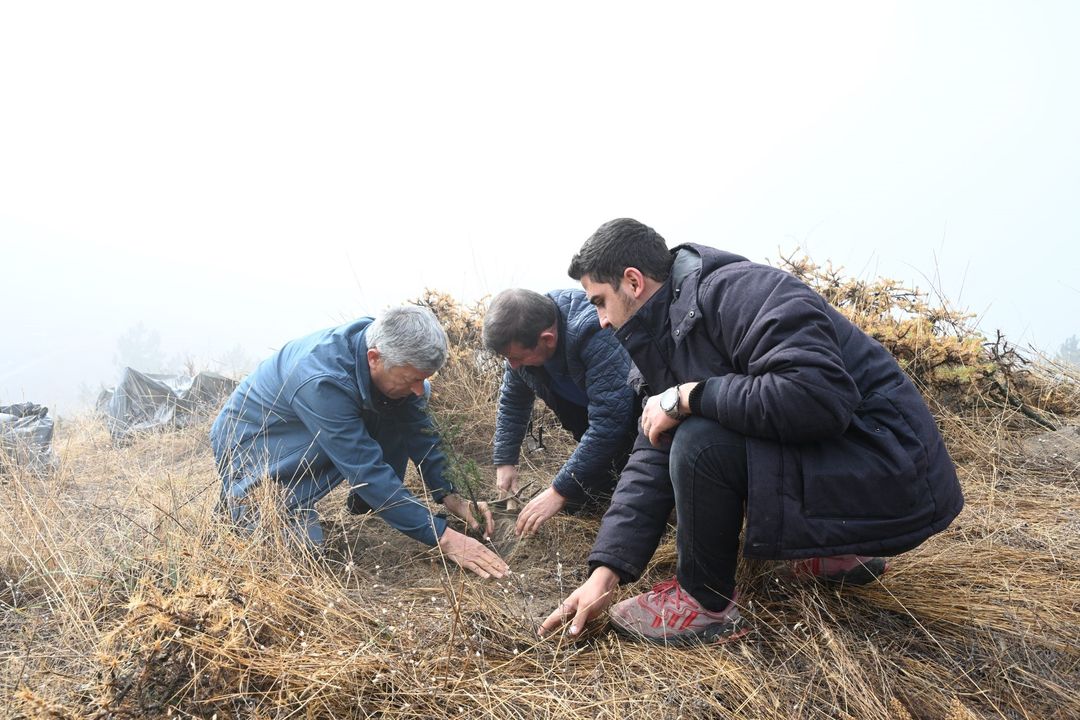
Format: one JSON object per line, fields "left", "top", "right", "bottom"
{"left": 669, "top": 416, "right": 748, "bottom": 611}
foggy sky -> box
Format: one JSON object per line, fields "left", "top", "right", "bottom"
{"left": 2, "top": 1, "right": 1078, "bottom": 416}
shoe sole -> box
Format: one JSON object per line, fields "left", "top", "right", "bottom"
{"left": 783, "top": 558, "right": 890, "bottom": 586}
{"left": 610, "top": 617, "right": 751, "bottom": 647}
{"left": 819, "top": 558, "right": 890, "bottom": 586}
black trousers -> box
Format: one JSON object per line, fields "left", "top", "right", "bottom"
{"left": 669, "top": 416, "right": 748, "bottom": 611}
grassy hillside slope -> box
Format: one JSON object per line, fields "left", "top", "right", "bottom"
{"left": 3, "top": 267, "right": 1079, "bottom": 720}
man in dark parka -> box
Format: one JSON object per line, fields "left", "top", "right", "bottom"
{"left": 539, "top": 218, "right": 963, "bottom": 645}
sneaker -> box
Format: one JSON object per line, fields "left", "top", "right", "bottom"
{"left": 609, "top": 577, "right": 749, "bottom": 646}
{"left": 787, "top": 555, "right": 889, "bottom": 585}
{"left": 345, "top": 492, "right": 374, "bottom": 515}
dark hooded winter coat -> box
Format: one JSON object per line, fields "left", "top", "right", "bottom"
{"left": 588, "top": 244, "right": 963, "bottom": 581}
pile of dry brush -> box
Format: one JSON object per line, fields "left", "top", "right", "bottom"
{"left": 3, "top": 260, "right": 1079, "bottom": 719}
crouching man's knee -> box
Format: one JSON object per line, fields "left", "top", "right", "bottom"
{"left": 668, "top": 417, "right": 748, "bottom": 492}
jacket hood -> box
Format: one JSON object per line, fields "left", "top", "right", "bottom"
{"left": 669, "top": 243, "right": 749, "bottom": 293}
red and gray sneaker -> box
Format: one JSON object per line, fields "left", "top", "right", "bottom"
{"left": 788, "top": 555, "right": 889, "bottom": 585}
{"left": 609, "top": 577, "right": 750, "bottom": 646}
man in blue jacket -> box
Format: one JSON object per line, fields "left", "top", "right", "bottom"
{"left": 540, "top": 219, "right": 963, "bottom": 644}
{"left": 483, "top": 288, "right": 639, "bottom": 536}
{"left": 211, "top": 305, "right": 507, "bottom": 579}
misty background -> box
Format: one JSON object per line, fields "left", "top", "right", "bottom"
{"left": 2, "top": 1, "right": 1078, "bottom": 417}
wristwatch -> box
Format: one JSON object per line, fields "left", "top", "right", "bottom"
{"left": 659, "top": 386, "right": 687, "bottom": 420}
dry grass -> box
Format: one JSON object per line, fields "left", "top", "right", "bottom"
{"left": 3, "top": 275, "right": 1080, "bottom": 719}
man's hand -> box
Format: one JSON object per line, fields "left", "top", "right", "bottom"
{"left": 641, "top": 382, "right": 699, "bottom": 447}
{"left": 437, "top": 526, "right": 508, "bottom": 579}
{"left": 495, "top": 464, "right": 521, "bottom": 510}
{"left": 515, "top": 486, "right": 567, "bottom": 537}
{"left": 641, "top": 394, "right": 680, "bottom": 447}
{"left": 442, "top": 493, "right": 496, "bottom": 540}
{"left": 538, "top": 566, "right": 621, "bottom": 637}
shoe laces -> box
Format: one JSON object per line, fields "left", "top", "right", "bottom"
{"left": 645, "top": 577, "right": 698, "bottom": 611}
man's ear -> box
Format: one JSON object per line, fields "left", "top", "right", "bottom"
{"left": 538, "top": 327, "right": 557, "bottom": 350}
{"left": 623, "top": 267, "right": 647, "bottom": 298}
{"left": 367, "top": 347, "right": 381, "bottom": 369}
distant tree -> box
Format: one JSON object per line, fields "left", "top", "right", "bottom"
{"left": 114, "top": 322, "right": 165, "bottom": 372}
{"left": 76, "top": 381, "right": 98, "bottom": 408}
{"left": 176, "top": 354, "right": 200, "bottom": 376}
{"left": 215, "top": 344, "right": 256, "bottom": 378}
{"left": 1057, "top": 335, "right": 1080, "bottom": 368}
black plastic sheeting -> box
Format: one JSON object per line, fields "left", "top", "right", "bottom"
{"left": 96, "top": 368, "right": 237, "bottom": 444}
{"left": 0, "top": 402, "right": 56, "bottom": 475}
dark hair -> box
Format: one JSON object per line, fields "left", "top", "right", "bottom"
{"left": 483, "top": 289, "right": 558, "bottom": 353}
{"left": 567, "top": 218, "right": 672, "bottom": 286}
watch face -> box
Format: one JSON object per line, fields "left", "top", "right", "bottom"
{"left": 661, "top": 387, "right": 679, "bottom": 412}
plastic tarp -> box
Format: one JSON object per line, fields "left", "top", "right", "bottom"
{"left": 97, "top": 368, "right": 237, "bottom": 443}
{"left": 0, "top": 402, "right": 57, "bottom": 475}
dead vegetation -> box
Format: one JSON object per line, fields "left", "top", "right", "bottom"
{"left": 3, "top": 264, "right": 1080, "bottom": 719}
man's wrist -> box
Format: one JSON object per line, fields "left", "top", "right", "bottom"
{"left": 436, "top": 520, "right": 455, "bottom": 542}
{"left": 659, "top": 386, "right": 687, "bottom": 420}
{"left": 684, "top": 381, "right": 705, "bottom": 415}
{"left": 589, "top": 565, "right": 622, "bottom": 588}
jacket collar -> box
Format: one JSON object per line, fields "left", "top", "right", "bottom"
{"left": 615, "top": 245, "right": 705, "bottom": 349}
{"left": 614, "top": 277, "right": 679, "bottom": 392}
{"left": 668, "top": 245, "right": 704, "bottom": 343}
{"left": 545, "top": 302, "right": 571, "bottom": 375}
{"left": 353, "top": 326, "right": 377, "bottom": 412}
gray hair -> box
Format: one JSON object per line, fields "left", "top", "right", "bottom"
{"left": 366, "top": 305, "right": 449, "bottom": 373}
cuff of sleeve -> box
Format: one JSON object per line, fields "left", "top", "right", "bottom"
{"left": 492, "top": 449, "right": 522, "bottom": 467}
{"left": 552, "top": 473, "right": 587, "bottom": 502}
{"left": 587, "top": 553, "right": 640, "bottom": 584}
{"left": 426, "top": 514, "right": 449, "bottom": 546}
{"left": 696, "top": 376, "right": 729, "bottom": 422}
{"left": 688, "top": 381, "right": 706, "bottom": 416}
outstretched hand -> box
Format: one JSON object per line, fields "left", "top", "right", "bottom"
{"left": 515, "top": 486, "right": 567, "bottom": 536}
{"left": 437, "top": 526, "right": 508, "bottom": 579}
{"left": 442, "top": 493, "right": 496, "bottom": 540}
{"left": 538, "top": 566, "right": 621, "bottom": 638}
{"left": 495, "top": 464, "right": 521, "bottom": 511}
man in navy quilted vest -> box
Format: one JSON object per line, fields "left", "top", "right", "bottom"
{"left": 540, "top": 218, "right": 963, "bottom": 645}
{"left": 484, "top": 288, "right": 639, "bottom": 536}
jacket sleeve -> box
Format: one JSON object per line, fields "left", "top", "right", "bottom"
{"left": 587, "top": 431, "right": 673, "bottom": 582}
{"left": 290, "top": 376, "right": 447, "bottom": 546}
{"left": 491, "top": 363, "right": 536, "bottom": 466}
{"left": 552, "top": 332, "right": 638, "bottom": 500}
{"left": 696, "top": 267, "right": 861, "bottom": 442}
